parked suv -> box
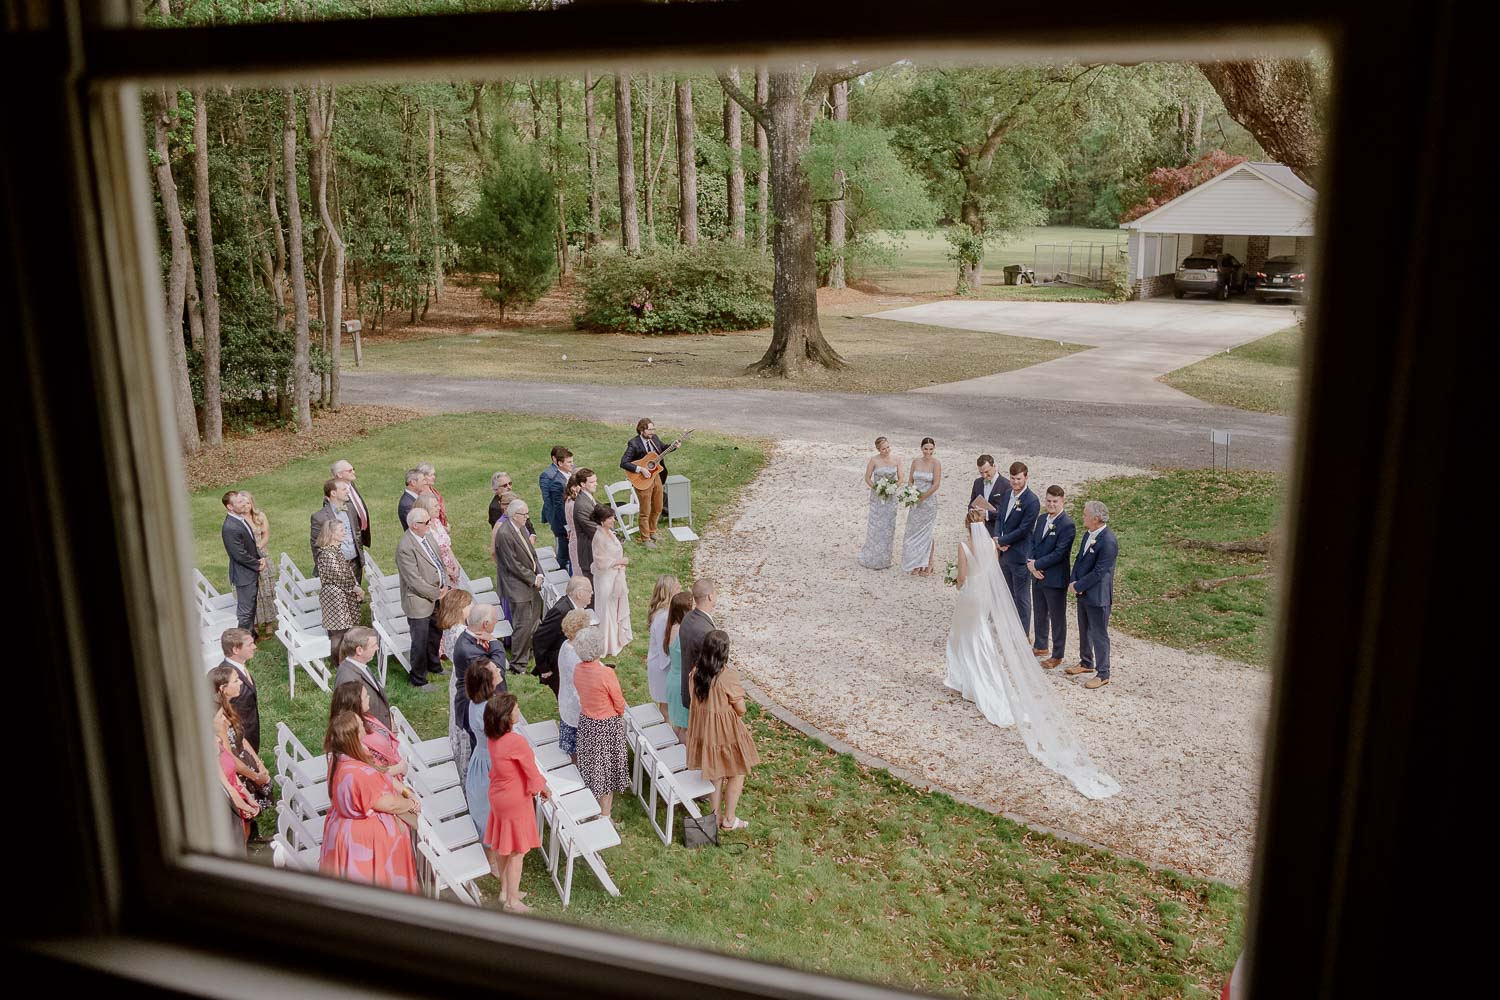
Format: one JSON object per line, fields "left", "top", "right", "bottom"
{"left": 1252, "top": 255, "right": 1307, "bottom": 303}
{"left": 1173, "top": 254, "right": 1246, "bottom": 300}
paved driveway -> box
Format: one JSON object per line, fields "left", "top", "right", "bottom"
{"left": 872, "top": 298, "right": 1297, "bottom": 406}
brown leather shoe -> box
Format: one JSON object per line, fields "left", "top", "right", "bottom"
{"left": 1032, "top": 648, "right": 1049, "bottom": 657}
{"left": 1084, "top": 676, "right": 1111, "bottom": 690}
{"left": 1064, "top": 663, "right": 1093, "bottom": 676}
{"left": 1042, "top": 657, "right": 1063, "bottom": 669}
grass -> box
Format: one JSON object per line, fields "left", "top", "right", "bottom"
{"left": 1160, "top": 325, "right": 1303, "bottom": 415}
{"left": 1081, "top": 469, "right": 1284, "bottom": 667}
{"left": 196, "top": 412, "right": 1245, "bottom": 998}
{"left": 356, "top": 313, "right": 1087, "bottom": 395}
{"left": 865, "top": 226, "right": 1126, "bottom": 295}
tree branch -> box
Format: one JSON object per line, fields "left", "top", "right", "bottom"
{"left": 717, "top": 70, "right": 767, "bottom": 130}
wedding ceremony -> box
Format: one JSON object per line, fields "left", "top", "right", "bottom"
{"left": 13, "top": 2, "right": 1467, "bottom": 999}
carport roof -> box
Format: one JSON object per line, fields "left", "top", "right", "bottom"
{"left": 1121, "top": 161, "right": 1317, "bottom": 236}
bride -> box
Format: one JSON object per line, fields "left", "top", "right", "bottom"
{"left": 947, "top": 510, "right": 1120, "bottom": 800}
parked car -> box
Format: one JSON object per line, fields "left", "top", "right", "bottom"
{"left": 1173, "top": 254, "right": 1246, "bottom": 300}
{"left": 1252, "top": 255, "right": 1307, "bottom": 303}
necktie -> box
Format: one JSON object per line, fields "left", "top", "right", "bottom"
{"left": 480, "top": 640, "right": 490, "bottom": 651}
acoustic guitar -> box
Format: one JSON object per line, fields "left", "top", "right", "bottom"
{"left": 625, "top": 429, "right": 695, "bottom": 491}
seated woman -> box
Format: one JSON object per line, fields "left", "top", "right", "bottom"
{"left": 484, "top": 691, "right": 551, "bottom": 913}
{"left": 319, "top": 710, "right": 420, "bottom": 893}
{"left": 209, "top": 664, "right": 271, "bottom": 844}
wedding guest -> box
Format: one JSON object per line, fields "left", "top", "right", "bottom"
{"left": 221, "top": 490, "right": 264, "bottom": 631}
{"left": 413, "top": 494, "right": 461, "bottom": 586}
{"left": 685, "top": 630, "right": 759, "bottom": 831}
{"left": 437, "top": 588, "right": 473, "bottom": 664}
{"left": 589, "top": 505, "right": 633, "bottom": 657}
{"left": 534, "top": 575, "right": 592, "bottom": 698}
{"left": 244, "top": 493, "right": 276, "bottom": 637}
{"left": 210, "top": 664, "right": 272, "bottom": 843}
{"left": 857, "top": 436, "right": 904, "bottom": 570}
{"left": 662, "top": 591, "right": 696, "bottom": 739}
{"left": 214, "top": 721, "right": 259, "bottom": 847}
{"left": 462, "top": 660, "right": 502, "bottom": 832}
{"left": 1067, "top": 500, "right": 1119, "bottom": 690}
{"left": 539, "top": 446, "right": 575, "bottom": 574}
{"left": 333, "top": 627, "right": 392, "bottom": 729}
{"left": 396, "top": 507, "right": 449, "bottom": 688}
{"left": 451, "top": 602, "right": 506, "bottom": 779}
{"left": 484, "top": 691, "right": 551, "bottom": 913}
{"left": 320, "top": 710, "right": 420, "bottom": 893}
{"left": 330, "top": 459, "right": 371, "bottom": 577}
{"left": 555, "top": 609, "right": 593, "bottom": 762}
{"left": 571, "top": 626, "right": 630, "bottom": 818}
{"left": 646, "top": 575, "right": 682, "bottom": 721}
{"left": 996, "top": 462, "right": 1041, "bottom": 643}
{"left": 620, "top": 417, "right": 671, "bottom": 549}
{"left": 397, "top": 467, "right": 423, "bottom": 530}
{"left": 678, "top": 578, "right": 718, "bottom": 715}
{"left": 900, "top": 439, "right": 942, "bottom": 576}
{"left": 1028, "top": 485, "right": 1076, "bottom": 669}
{"left": 418, "top": 462, "right": 449, "bottom": 528}
{"left": 310, "top": 478, "right": 364, "bottom": 583}
{"left": 968, "top": 455, "right": 1003, "bottom": 538}
{"left": 218, "top": 627, "right": 261, "bottom": 753}
{"left": 571, "top": 468, "right": 599, "bottom": 583}
{"left": 314, "top": 518, "right": 365, "bottom": 661}
{"left": 328, "top": 681, "right": 407, "bottom": 775}
{"left": 490, "top": 476, "right": 537, "bottom": 538}
{"left": 494, "top": 498, "right": 544, "bottom": 673}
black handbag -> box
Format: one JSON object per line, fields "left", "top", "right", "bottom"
{"left": 681, "top": 812, "right": 719, "bottom": 849}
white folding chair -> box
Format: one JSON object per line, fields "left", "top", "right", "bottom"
{"left": 526, "top": 719, "right": 560, "bottom": 747}
{"left": 416, "top": 814, "right": 489, "bottom": 906}
{"left": 193, "top": 568, "right": 238, "bottom": 611}
{"left": 275, "top": 721, "right": 329, "bottom": 782}
{"left": 605, "top": 481, "right": 641, "bottom": 539}
{"left": 539, "top": 797, "right": 621, "bottom": 907}
{"left": 405, "top": 763, "right": 468, "bottom": 820}
{"left": 274, "top": 752, "right": 330, "bottom": 815}
{"left": 278, "top": 551, "right": 322, "bottom": 597}
{"left": 276, "top": 621, "right": 332, "bottom": 698}
{"left": 390, "top": 706, "right": 456, "bottom": 767}
{"left": 638, "top": 737, "right": 715, "bottom": 846}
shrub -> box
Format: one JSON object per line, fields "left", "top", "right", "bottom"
{"left": 574, "top": 242, "right": 773, "bottom": 334}
{"left": 453, "top": 134, "right": 558, "bottom": 321}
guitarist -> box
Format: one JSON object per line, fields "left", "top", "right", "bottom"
{"left": 620, "top": 417, "right": 671, "bottom": 550}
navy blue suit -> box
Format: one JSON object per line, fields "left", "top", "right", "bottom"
{"left": 995, "top": 488, "right": 1041, "bottom": 637}
{"left": 1070, "top": 525, "right": 1119, "bottom": 679}
{"left": 1029, "top": 511, "right": 1076, "bottom": 658}
{"left": 538, "top": 463, "right": 571, "bottom": 573}
{"left": 221, "top": 515, "right": 261, "bottom": 630}
{"left": 968, "top": 476, "right": 1004, "bottom": 536}
{"left": 397, "top": 489, "right": 418, "bottom": 530}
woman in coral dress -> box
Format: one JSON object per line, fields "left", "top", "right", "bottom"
{"left": 319, "top": 710, "right": 420, "bottom": 894}
{"left": 589, "top": 506, "right": 633, "bottom": 657}
{"left": 484, "top": 691, "right": 551, "bottom": 913}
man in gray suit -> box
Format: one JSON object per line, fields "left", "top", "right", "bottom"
{"left": 220, "top": 490, "right": 264, "bottom": 630}
{"left": 332, "top": 626, "right": 392, "bottom": 729}
{"left": 310, "top": 478, "right": 364, "bottom": 582}
{"left": 396, "top": 507, "right": 449, "bottom": 688}
{"left": 678, "top": 577, "right": 719, "bottom": 709}
{"left": 570, "top": 468, "right": 599, "bottom": 583}
{"left": 494, "top": 498, "right": 545, "bottom": 673}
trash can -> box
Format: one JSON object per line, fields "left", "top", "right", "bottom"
{"left": 1003, "top": 264, "right": 1024, "bottom": 286}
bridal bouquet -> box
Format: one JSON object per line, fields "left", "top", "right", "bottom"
{"left": 872, "top": 478, "right": 900, "bottom": 501}
{"left": 943, "top": 562, "right": 959, "bottom": 587}
{"left": 895, "top": 483, "right": 924, "bottom": 508}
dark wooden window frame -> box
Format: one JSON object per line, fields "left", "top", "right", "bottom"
{"left": 5, "top": 1, "right": 1468, "bottom": 996}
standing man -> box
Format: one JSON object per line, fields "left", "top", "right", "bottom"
{"left": 397, "top": 467, "right": 423, "bottom": 530}
{"left": 221, "top": 491, "right": 264, "bottom": 631}
{"left": 395, "top": 508, "right": 449, "bottom": 689}
{"left": 494, "top": 499, "right": 545, "bottom": 675}
{"left": 571, "top": 468, "right": 599, "bottom": 583}
{"left": 218, "top": 628, "right": 262, "bottom": 753}
{"left": 620, "top": 418, "right": 671, "bottom": 549}
{"left": 995, "top": 462, "right": 1041, "bottom": 642}
{"left": 968, "top": 455, "right": 1003, "bottom": 537}
{"left": 331, "top": 459, "right": 370, "bottom": 578}
{"left": 333, "top": 626, "right": 392, "bottom": 728}
{"left": 1067, "top": 500, "right": 1119, "bottom": 691}
{"left": 450, "top": 604, "right": 507, "bottom": 773}
{"left": 678, "top": 578, "right": 719, "bottom": 711}
{"left": 1028, "top": 485, "right": 1076, "bottom": 669}
{"left": 534, "top": 575, "right": 592, "bottom": 697}
{"left": 310, "top": 478, "right": 364, "bottom": 584}
{"left": 539, "top": 446, "right": 575, "bottom": 573}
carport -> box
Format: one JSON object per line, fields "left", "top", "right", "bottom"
{"left": 1121, "top": 161, "right": 1316, "bottom": 299}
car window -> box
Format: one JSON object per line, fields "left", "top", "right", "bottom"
{"left": 1183, "top": 257, "right": 1216, "bottom": 268}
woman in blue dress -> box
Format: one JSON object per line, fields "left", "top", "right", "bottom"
{"left": 662, "top": 591, "right": 695, "bottom": 737}
{"left": 464, "top": 661, "right": 503, "bottom": 839}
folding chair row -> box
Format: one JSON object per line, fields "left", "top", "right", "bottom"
{"left": 605, "top": 481, "right": 641, "bottom": 540}
{"left": 520, "top": 715, "right": 622, "bottom": 906}
{"left": 276, "top": 619, "right": 332, "bottom": 697}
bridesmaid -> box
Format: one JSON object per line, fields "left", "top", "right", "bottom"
{"left": 857, "top": 436, "right": 904, "bottom": 570}
{"left": 901, "top": 437, "right": 943, "bottom": 575}
{"left": 662, "top": 591, "right": 696, "bottom": 740}
{"left": 319, "top": 711, "right": 420, "bottom": 893}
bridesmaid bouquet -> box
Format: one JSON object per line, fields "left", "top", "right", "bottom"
{"left": 943, "top": 562, "right": 959, "bottom": 587}
{"left": 895, "top": 483, "right": 924, "bottom": 508}
{"left": 872, "top": 478, "right": 900, "bottom": 501}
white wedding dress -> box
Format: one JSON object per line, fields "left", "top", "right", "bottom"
{"left": 945, "top": 522, "right": 1121, "bottom": 800}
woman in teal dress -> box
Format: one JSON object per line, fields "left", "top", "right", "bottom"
{"left": 662, "top": 591, "right": 695, "bottom": 737}
{"left": 464, "top": 661, "right": 502, "bottom": 839}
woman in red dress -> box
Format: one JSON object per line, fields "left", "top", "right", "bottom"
{"left": 484, "top": 692, "right": 551, "bottom": 913}
{"left": 319, "top": 710, "right": 421, "bottom": 894}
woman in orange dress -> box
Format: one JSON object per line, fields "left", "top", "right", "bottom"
{"left": 685, "top": 630, "right": 760, "bottom": 832}
{"left": 319, "top": 710, "right": 421, "bottom": 893}
{"left": 484, "top": 691, "right": 551, "bottom": 913}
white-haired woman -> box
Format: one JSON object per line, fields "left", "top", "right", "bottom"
{"left": 570, "top": 626, "right": 630, "bottom": 817}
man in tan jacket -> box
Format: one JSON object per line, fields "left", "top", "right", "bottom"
{"left": 493, "top": 498, "right": 545, "bottom": 674}
{"left": 396, "top": 507, "right": 449, "bottom": 688}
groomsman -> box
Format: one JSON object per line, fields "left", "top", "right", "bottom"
{"left": 571, "top": 468, "right": 600, "bottom": 583}
{"left": 995, "top": 462, "right": 1041, "bottom": 639}
{"left": 1028, "top": 485, "right": 1076, "bottom": 669}
{"left": 968, "top": 455, "right": 1004, "bottom": 536}
{"left": 539, "top": 446, "right": 574, "bottom": 574}
{"left": 1066, "top": 500, "right": 1119, "bottom": 690}
{"left": 220, "top": 491, "right": 264, "bottom": 630}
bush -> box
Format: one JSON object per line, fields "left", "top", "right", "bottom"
{"left": 453, "top": 134, "right": 558, "bottom": 321}
{"left": 574, "top": 242, "right": 773, "bottom": 334}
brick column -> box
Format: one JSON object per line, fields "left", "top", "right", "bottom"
{"left": 1246, "top": 235, "right": 1270, "bottom": 272}
{"left": 1203, "top": 234, "right": 1224, "bottom": 254}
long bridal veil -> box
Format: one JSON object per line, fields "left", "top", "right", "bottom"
{"left": 960, "top": 521, "right": 1121, "bottom": 800}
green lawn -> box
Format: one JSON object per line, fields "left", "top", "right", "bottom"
{"left": 196, "top": 412, "right": 1244, "bottom": 998}
{"left": 1082, "top": 469, "right": 1283, "bottom": 667}
{"left": 1160, "top": 325, "right": 1303, "bottom": 415}
{"left": 864, "top": 226, "right": 1125, "bottom": 295}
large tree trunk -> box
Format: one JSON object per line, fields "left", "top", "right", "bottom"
{"left": 675, "top": 78, "right": 698, "bottom": 246}
{"left": 308, "top": 86, "right": 345, "bottom": 410}
{"left": 724, "top": 67, "right": 745, "bottom": 243}
{"left": 191, "top": 85, "right": 223, "bottom": 447}
{"left": 283, "top": 87, "right": 313, "bottom": 432}
{"left": 825, "top": 80, "right": 848, "bottom": 290}
{"left": 754, "top": 66, "right": 770, "bottom": 252}
{"left": 584, "top": 72, "right": 602, "bottom": 248}
{"left": 148, "top": 88, "right": 201, "bottom": 454}
{"left": 614, "top": 73, "right": 640, "bottom": 253}
{"left": 641, "top": 76, "right": 654, "bottom": 238}
{"left": 266, "top": 147, "right": 288, "bottom": 332}
{"left": 1196, "top": 59, "right": 1323, "bottom": 185}
{"left": 554, "top": 79, "right": 568, "bottom": 276}
{"left": 427, "top": 105, "right": 443, "bottom": 298}
{"left": 958, "top": 192, "right": 984, "bottom": 292}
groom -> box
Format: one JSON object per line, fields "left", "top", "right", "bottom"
{"left": 1028, "top": 484, "right": 1076, "bottom": 669}
{"left": 995, "top": 462, "right": 1041, "bottom": 642}
{"left": 1066, "top": 500, "right": 1118, "bottom": 690}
